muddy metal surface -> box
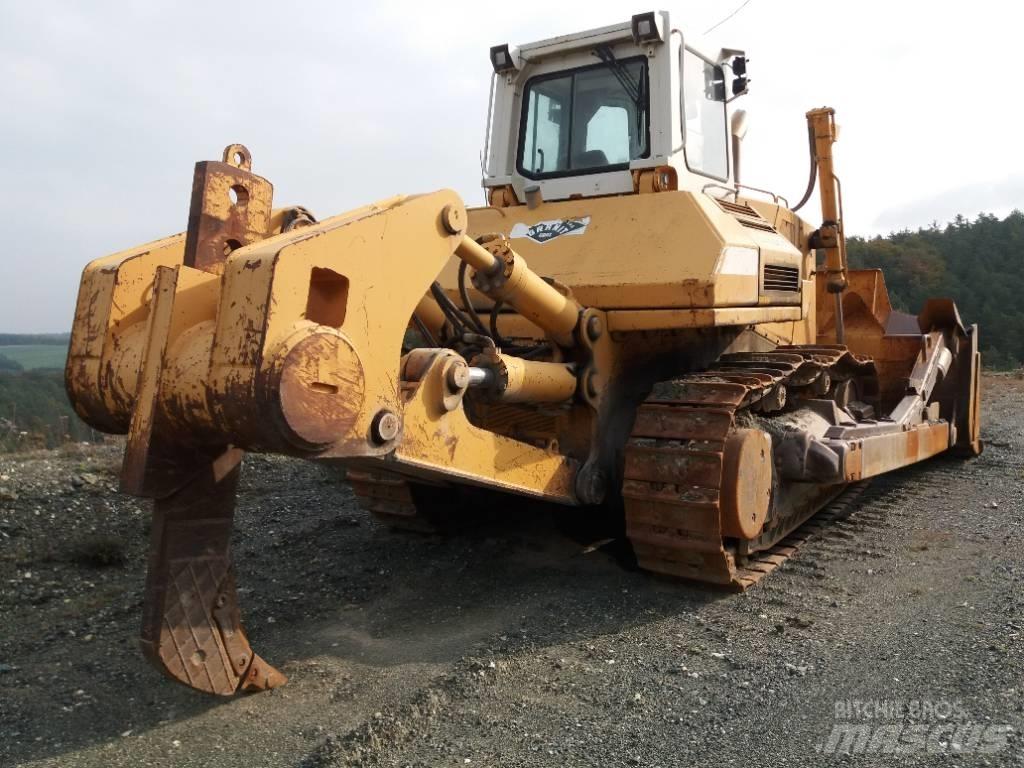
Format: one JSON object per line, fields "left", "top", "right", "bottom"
{"left": 1, "top": 374, "right": 1022, "bottom": 767}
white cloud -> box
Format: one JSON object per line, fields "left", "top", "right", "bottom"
{"left": 873, "top": 174, "right": 1024, "bottom": 232}
{"left": 0, "top": 0, "right": 1020, "bottom": 331}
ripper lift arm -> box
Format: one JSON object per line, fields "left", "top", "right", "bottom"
{"left": 66, "top": 147, "right": 605, "bottom": 693}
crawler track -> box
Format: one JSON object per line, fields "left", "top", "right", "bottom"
{"left": 623, "top": 346, "right": 874, "bottom": 588}
{"left": 347, "top": 469, "right": 440, "bottom": 533}
{"left": 353, "top": 346, "right": 880, "bottom": 589}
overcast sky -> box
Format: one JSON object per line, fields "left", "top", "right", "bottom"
{"left": 0, "top": 0, "right": 1019, "bottom": 332}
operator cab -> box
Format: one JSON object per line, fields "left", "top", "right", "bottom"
{"left": 483, "top": 10, "right": 748, "bottom": 205}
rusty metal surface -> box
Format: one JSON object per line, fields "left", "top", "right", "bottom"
{"left": 347, "top": 469, "right": 443, "bottom": 533}
{"left": 61, "top": 130, "right": 984, "bottom": 701}
{"left": 953, "top": 324, "right": 983, "bottom": 456}
{"left": 183, "top": 145, "right": 273, "bottom": 274}
{"left": 839, "top": 422, "right": 951, "bottom": 481}
{"left": 730, "top": 482, "right": 871, "bottom": 589}
{"left": 625, "top": 347, "right": 879, "bottom": 588}
{"left": 388, "top": 351, "right": 578, "bottom": 502}
{"left": 272, "top": 330, "right": 366, "bottom": 451}
{"left": 140, "top": 451, "right": 285, "bottom": 695}
{"left": 120, "top": 266, "right": 180, "bottom": 497}
{"left": 624, "top": 390, "right": 738, "bottom": 585}
{"left": 65, "top": 234, "right": 187, "bottom": 434}
{"left": 104, "top": 149, "right": 286, "bottom": 696}
{"left": 719, "top": 428, "right": 772, "bottom": 539}
{"left": 815, "top": 269, "right": 922, "bottom": 410}
{"left": 70, "top": 176, "right": 584, "bottom": 496}
{"left": 208, "top": 191, "right": 466, "bottom": 459}
{"left": 120, "top": 265, "right": 223, "bottom": 498}
{"left": 622, "top": 340, "right": 965, "bottom": 587}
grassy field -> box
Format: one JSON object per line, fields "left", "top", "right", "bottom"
{"left": 0, "top": 345, "right": 68, "bottom": 370}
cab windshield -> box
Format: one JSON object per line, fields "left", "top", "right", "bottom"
{"left": 517, "top": 56, "right": 650, "bottom": 178}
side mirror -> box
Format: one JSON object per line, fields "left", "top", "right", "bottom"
{"left": 708, "top": 81, "right": 727, "bottom": 102}
{"left": 705, "top": 64, "right": 727, "bottom": 102}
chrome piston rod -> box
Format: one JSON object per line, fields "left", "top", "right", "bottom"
{"left": 467, "top": 366, "right": 495, "bottom": 387}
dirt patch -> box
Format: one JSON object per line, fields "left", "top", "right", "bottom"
{"left": 1, "top": 374, "right": 1022, "bottom": 766}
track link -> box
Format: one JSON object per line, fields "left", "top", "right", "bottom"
{"left": 623, "top": 345, "right": 873, "bottom": 589}
{"left": 347, "top": 469, "right": 440, "bottom": 533}
{"left": 728, "top": 480, "right": 871, "bottom": 588}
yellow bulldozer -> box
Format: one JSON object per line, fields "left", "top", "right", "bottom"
{"left": 66, "top": 11, "right": 981, "bottom": 696}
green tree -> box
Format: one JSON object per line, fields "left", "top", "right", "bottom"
{"left": 847, "top": 210, "right": 1024, "bottom": 367}
{"left": 0, "top": 354, "right": 23, "bottom": 372}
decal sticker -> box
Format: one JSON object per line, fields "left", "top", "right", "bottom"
{"left": 510, "top": 216, "right": 591, "bottom": 245}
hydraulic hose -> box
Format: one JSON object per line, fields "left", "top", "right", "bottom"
{"left": 791, "top": 123, "right": 818, "bottom": 212}
{"left": 458, "top": 260, "right": 489, "bottom": 335}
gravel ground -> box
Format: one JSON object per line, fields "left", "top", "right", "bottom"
{"left": 1, "top": 373, "right": 1022, "bottom": 767}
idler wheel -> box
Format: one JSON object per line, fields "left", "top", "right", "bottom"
{"left": 719, "top": 428, "right": 772, "bottom": 539}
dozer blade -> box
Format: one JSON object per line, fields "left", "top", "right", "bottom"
{"left": 140, "top": 450, "right": 286, "bottom": 695}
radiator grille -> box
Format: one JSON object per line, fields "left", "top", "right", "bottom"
{"left": 762, "top": 264, "right": 800, "bottom": 292}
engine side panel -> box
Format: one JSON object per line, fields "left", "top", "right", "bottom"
{"left": 457, "top": 191, "right": 804, "bottom": 311}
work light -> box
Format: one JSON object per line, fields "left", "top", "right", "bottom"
{"left": 631, "top": 12, "right": 665, "bottom": 44}
{"left": 489, "top": 44, "right": 520, "bottom": 74}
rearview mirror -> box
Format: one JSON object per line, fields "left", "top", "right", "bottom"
{"left": 547, "top": 101, "right": 562, "bottom": 125}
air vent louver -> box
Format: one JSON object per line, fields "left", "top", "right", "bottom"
{"left": 762, "top": 264, "right": 800, "bottom": 292}
{"left": 714, "top": 198, "right": 778, "bottom": 233}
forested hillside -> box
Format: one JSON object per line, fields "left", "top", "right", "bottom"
{"left": 0, "top": 333, "right": 69, "bottom": 346}
{"left": 847, "top": 210, "right": 1024, "bottom": 368}
{"left": 0, "top": 370, "right": 97, "bottom": 451}
{"left": 0, "top": 333, "right": 83, "bottom": 451}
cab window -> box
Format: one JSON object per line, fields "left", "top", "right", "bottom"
{"left": 518, "top": 57, "right": 649, "bottom": 178}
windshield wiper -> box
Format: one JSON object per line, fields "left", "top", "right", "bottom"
{"left": 594, "top": 45, "right": 643, "bottom": 107}
{"left": 594, "top": 45, "right": 646, "bottom": 147}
